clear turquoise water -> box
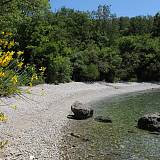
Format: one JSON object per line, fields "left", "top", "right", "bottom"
{"left": 61, "top": 90, "right": 160, "bottom": 160}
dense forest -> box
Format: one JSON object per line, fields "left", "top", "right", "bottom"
{"left": 1, "top": 0, "right": 160, "bottom": 85}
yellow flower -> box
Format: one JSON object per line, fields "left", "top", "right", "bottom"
{"left": 29, "top": 82, "right": 33, "bottom": 87}
{"left": 0, "top": 113, "right": 7, "bottom": 122}
{"left": 9, "top": 51, "right": 15, "bottom": 56}
{"left": 6, "top": 32, "right": 12, "bottom": 36}
{"left": 17, "top": 62, "right": 23, "bottom": 68}
{"left": 11, "top": 75, "right": 18, "bottom": 85}
{"left": 25, "top": 88, "right": 31, "bottom": 94}
{"left": 17, "top": 51, "right": 24, "bottom": 56}
{"left": 8, "top": 40, "right": 15, "bottom": 49}
{"left": 39, "top": 67, "right": 46, "bottom": 72}
{"left": 0, "top": 71, "right": 5, "bottom": 78}
{"left": 3, "top": 41, "right": 8, "bottom": 48}
{"left": 1, "top": 32, "right": 5, "bottom": 35}
{"left": 0, "top": 51, "right": 14, "bottom": 67}
{"left": 31, "top": 73, "right": 38, "bottom": 81}
{"left": 10, "top": 105, "right": 17, "bottom": 110}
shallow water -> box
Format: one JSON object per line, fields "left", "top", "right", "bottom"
{"left": 60, "top": 90, "right": 160, "bottom": 160}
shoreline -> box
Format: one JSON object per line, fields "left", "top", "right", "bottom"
{"left": 0, "top": 82, "right": 160, "bottom": 159}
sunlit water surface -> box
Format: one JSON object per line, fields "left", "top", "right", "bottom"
{"left": 60, "top": 90, "right": 160, "bottom": 160}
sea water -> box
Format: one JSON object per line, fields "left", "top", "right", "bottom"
{"left": 61, "top": 90, "right": 160, "bottom": 160}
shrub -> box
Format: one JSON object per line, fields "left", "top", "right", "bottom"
{"left": 0, "top": 32, "right": 22, "bottom": 96}
{"left": 71, "top": 45, "right": 100, "bottom": 81}
{"left": 98, "top": 47, "right": 122, "bottom": 82}
{"left": 0, "top": 32, "right": 45, "bottom": 96}
{"left": 80, "top": 64, "right": 100, "bottom": 81}
{"left": 47, "top": 56, "right": 73, "bottom": 83}
{"left": 20, "top": 64, "right": 45, "bottom": 87}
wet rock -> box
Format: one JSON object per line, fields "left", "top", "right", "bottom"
{"left": 137, "top": 113, "right": 160, "bottom": 132}
{"left": 70, "top": 101, "right": 94, "bottom": 120}
{"left": 94, "top": 116, "right": 112, "bottom": 123}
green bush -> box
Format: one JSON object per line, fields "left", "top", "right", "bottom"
{"left": 0, "top": 70, "right": 20, "bottom": 96}
{"left": 71, "top": 45, "right": 100, "bottom": 81}
{"left": 117, "top": 36, "right": 160, "bottom": 81}
{"left": 80, "top": 64, "right": 100, "bottom": 81}
{"left": 47, "top": 56, "right": 73, "bottom": 83}
{"left": 98, "top": 47, "right": 122, "bottom": 82}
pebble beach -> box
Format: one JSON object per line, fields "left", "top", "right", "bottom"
{"left": 0, "top": 82, "right": 160, "bottom": 160}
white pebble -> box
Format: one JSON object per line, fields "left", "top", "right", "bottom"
{"left": 30, "top": 155, "right": 35, "bottom": 160}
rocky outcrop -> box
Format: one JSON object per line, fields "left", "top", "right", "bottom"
{"left": 137, "top": 113, "right": 160, "bottom": 132}
{"left": 94, "top": 116, "right": 112, "bottom": 123}
{"left": 69, "top": 101, "right": 94, "bottom": 120}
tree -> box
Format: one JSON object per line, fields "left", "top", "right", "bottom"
{"left": 47, "top": 56, "right": 73, "bottom": 83}
{"left": 0, "top": 0, "right": 50, "bottom": 31}
{"left": 129, "top": 16, "right": 153, "bottom": 35}
{"left": 98, "top": 47, "right": 122, "bottom": 82}
{"left": 152, "top": 12, "right": 160, "bottom": 37}
{"left": 119, "top": 16, "right": 130, "bottom": 35}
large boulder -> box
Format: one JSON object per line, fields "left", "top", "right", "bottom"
{"left": 137, "top": 113, "right": 160, "bottom": 132}
{"left": 70, "top": 101, "right": 94, "bottom": 119}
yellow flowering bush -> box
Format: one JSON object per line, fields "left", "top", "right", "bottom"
{"left": 0, "top": 32, "right": 45, "bottom": 96}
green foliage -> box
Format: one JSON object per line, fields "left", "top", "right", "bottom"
{"left": 129, "top": 16, "right": 154, "bottom": 35}
{"left": 135, "top": 37, "right": 160, "bottom": 81}
{"left": 0, "top": 70, "right": 19, "bottom": 96}
{"left": 19, "top": 64, "right": 45, "bottom": 86}
{"left": 0, "top": 31, "right": 46, "bottom": 97}
{"left": 152, "top": 12, "right": 160, "bottom": 37}
{"left": 71, "top": 45, "right": 100, "bottom": 81}
{"left": 1, "top": 1, "right": 160, "bottom": 86}
{"left": 71, "top": 45, "right": 121, "bottom": 82}
{"left": 47, "top": 56, "right": 73, "bottom": 83}
{"left": 117, "top": 35, "right": 160, "bottom": 81}
{"left": 98, "top": 47, "right": 122, "bottom": 82}
{"left": 80, "top": 64, "right": 100, "bottom": 81}
{"left": 117, "top": 36, "right": 140, "bottom": 80}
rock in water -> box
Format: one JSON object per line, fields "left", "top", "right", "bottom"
{"left": 94, "top": 116, "right": 112, "bottom": 123}
{"left": 71, "top": 101, "right": 94, "bottom": 119}
{"left": 137, "top": 113, "right": 160, "bottom": 132}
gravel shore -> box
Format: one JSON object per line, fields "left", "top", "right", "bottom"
{"left": 0, "top": 82, "right": 160, "bottom": 160}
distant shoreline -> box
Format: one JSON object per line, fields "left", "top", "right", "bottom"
{"left": 1, "top": 82, "right": 160, "bottom": 159}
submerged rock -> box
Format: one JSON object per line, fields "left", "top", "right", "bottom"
{"left": 70, "top": 101, "right": 94, "bottom": 120}
{"left": 70, "top": 132, "right": 90, "bottom": 142}
{"left": 94, "top": 116, "right": 112, "bottom": 123}
{"left": 137, "top": 113, "right": 160, "bottom": 132}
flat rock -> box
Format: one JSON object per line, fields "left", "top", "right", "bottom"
{"left": 94, "top": 116, "right": 112, "bottom": 123}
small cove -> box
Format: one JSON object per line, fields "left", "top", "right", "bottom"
{"left": 60, "top": 89, "right": 160, "bottom": 160}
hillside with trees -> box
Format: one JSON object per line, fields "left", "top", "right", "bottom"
{"left": 1, "top": 0, "right": 160, "bottom": 89}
